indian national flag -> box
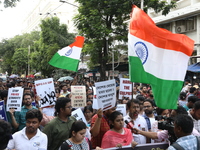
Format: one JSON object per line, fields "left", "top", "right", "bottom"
{"left": 49, "top": 36, "right": 84, "bottom": 72}
{"left": 128, "top": 5, "right": 194, "bottom": 109}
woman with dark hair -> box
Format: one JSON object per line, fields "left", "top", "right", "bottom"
{"left": 101, "top": 111, "right": 137, "bottom": 149}
{"left": 59, "top": 121, "right": 92, "bottom": 150}
{"left": 83, "top": 105, "right": 93, "bottom": 127}
{"left": 178, "top": 92, "right": 187, "bottom": 106}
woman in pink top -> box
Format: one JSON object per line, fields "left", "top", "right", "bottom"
{"left": 101, "top": 111, "right": 137, "bottom": 149}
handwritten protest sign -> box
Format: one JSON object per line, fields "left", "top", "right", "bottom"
{"left": 0, "top": 100, "right": 7, "bottom": 121}
{"left": 116, "top": 104, "right": 126, "bottom": 117}
{"left": 6, "top": 87, "right": 23, "bottom": 111}
{"left": 95, "top": 79, "right": 116, "bottom": 111}
{"left": 71, "top": 108, "right": 87, "bottom": 125}
{"left": 71, "top": 86, "right": 86, "bottom": 108}
{"left": 119, "top": 78, "right": 132, "bottom": 100}
{"left": 35, "top": 78, "right": 56, "bottom": 108}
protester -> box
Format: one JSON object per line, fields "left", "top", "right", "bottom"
{"left": 83, "top": 105, "right": 93, "bottom": 127}
{"left": 132, "top": 106, "right": 200, "bottom": 143}
{"left": 183, "top": 96, "right": 198, "bottom": 111}
{"left": 178, "top": 92, "right": 187, "bottom": 107}
{"left": 7, "top": 109, "right": 47, "bottom": 150}
{"left": 188, "top": 100, "right": 200, "bottom": 133}
{"left": 124, "top": 99, "right": 148, "bottom": 144}
{"left": 43, "top": 97, "right": 76, "bottom": 150}
{"left": 168, "top": 114, "right": 197, "bottom": 150}
{"left": 9, "top": 93, "right": 37, "bottom": 131}
{"left": 90, "top": 106, "right": 116, "bottom": 149}
{"left": 59, "top": 121, "right": 92, "bottom": 150}
{"left": 101, "top": 111, "right": 137, "bottom": 149}
{"left": 0, "top": 120, "right": 12, "bottom": 150}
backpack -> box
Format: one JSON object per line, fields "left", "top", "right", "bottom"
{"left": 171, "top": 136, "right": 200, "bottom": 150}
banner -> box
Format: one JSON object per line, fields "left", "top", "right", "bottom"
{"left": 116, "top": 104, "right": 126, "bottom": 117}
{"left": 95, "top": 79, "right": 116, "bottom": 111}
{"left": 35, "top": 78, "right": 56, "bottom": 108}
{"left": 0, "top": 100, "right": 7, "bottom": 121}
{"left": 6, "top": 87, "right": 23, "bottom": 111}
{"left": 103, "top": 142, "right": 168, "bottom": 150}
{"left": 71, "top": 108, "right": 87, "bottom": 125}
{"left": 119, "top": 78, "right": 132, "bottom": 100}
{"left": 71, "top": 86, "right": 86, "bottom": 108}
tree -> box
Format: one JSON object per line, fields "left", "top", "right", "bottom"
{"left": 12, "top": 48, "right": 28, "bottom": 74}
{"left": 37, "top": 17, "right": 75, "bottom": 77}
{"left": 0, "top": 0, "right": 20, "bottom": 8}
{"left": 0, "top": 31, "right": 40, "bottom": 75}
{"left": 74, "top": 0, "right": 176, "bottom": 81}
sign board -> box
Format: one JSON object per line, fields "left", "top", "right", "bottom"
{"left": 0, "top": 100, "right": 7, "bottom": 121}
{"left": 71, "top": 108, "right": 87, "bottom": 125}
{"left": 116, "top": 104, "right": 126, "bottom": 117}
{"left": 95, "top": 79, "right": 116, "bottom": 111}
{"left": 7, "top": 87, "right": 23, "bottom": 111}
{"left": 35, "top": 78, "right": 56, "bottom": 108}
{"left": 71, "top": 86, "right": 86, "bottom": 108}
{"left": 103, "top": 142, "right": 168, "bottom": 150}
{"left": 119, "top": 78, "right": 132, "bottom": 100}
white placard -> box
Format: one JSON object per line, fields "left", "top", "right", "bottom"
{"left": 119, "top": 78, "right": 132, "bottom": 100}
{"left": 95, "top": 79, "right": 116, "bottom": 111}
{"left": 7, "top": 87, "right": 23, "bottom": 111}
{"left": 71, "top": 86, "right": 86, "bottom": 108}
{"left": 71, "top": 108, "right": 87, "bottom": 125}
{"left": 35, "top": 78, "right": 56, "bottom": 108}
{"left": 116, "top": 104, "right": 127, "bottom": 117}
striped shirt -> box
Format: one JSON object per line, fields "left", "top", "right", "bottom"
{"left": 168, "top": 135, "right": 198, "bottom": 150}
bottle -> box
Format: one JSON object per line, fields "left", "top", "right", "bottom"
{"left": 125, "top": 120, "right": 134, "bottom": 130}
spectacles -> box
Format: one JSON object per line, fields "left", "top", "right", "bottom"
{"left": 65, "top": 106, "right": 72, "bottom": 109}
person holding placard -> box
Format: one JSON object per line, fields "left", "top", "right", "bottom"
{"left": 43, "top": 97, "right": 76, "bottom": 150}
{"left": 90, "top": 106, "right": 116, "bottom": 149}
{"left": 9, "top": 93, "right": 37, "bottom": 131}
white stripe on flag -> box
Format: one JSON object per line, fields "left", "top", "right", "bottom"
{"left": 58, "top": 46, "right": 82, "bottom": 60}
{"left": 128, "top": 33, "right": 189, "bottom": 81}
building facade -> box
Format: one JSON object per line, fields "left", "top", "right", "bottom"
{"left": 149, "top": 0, "right": 200, "bottom": 63}
{"left": 22, "top": 0, "right": 78, "bottom": 34}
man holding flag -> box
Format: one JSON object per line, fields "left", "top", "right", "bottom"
{"left": 128, "top": 5, "right": 194, "bottom": 109}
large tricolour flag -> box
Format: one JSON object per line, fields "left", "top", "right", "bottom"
{"left": 49, "top": 36, "right": 84, "bottom": 72}
{"left": 128, "top": 5, "right": 194, "bottom": 109}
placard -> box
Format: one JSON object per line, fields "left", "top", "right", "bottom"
{"left": 119, "top": 78, "right": 132, "bottom": 100}
{"left": 6, "top": 87, "right": 23, "bottom": 111}
{"left": 0, "top": 100, "right": 7, "bottom": 121}
{"left": 71, "top": 86, "right": 86, "bottom": 108}
{"left": 95, "top": 79, "right": 116, "bottom": 111}
{"left": 116, "top": 104, "right": 126, "bottom": 117}
{"left": 71, "top": 108, "right": 87, "bottom": 125}
{"left": 103, "top": 142, "right": 168, "bottom": 150}
{"left": 35, "top": 78, "right": 56, "bottom": 108}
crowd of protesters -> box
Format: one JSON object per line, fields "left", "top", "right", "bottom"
{"left": 1, "top": 76, "right": 200, "bottom": 150}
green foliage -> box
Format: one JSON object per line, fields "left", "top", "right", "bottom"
{"left": 38, "top": 17, "right": 75, "bottom": 77}
{"left": 0, "top": 31, "right": 40, "bottom": 75}
{"left": 0, "top": 0, "right": 20, "bottom": 8}
{"left": 12, "top": 48, "right": 28, "bottom": 74}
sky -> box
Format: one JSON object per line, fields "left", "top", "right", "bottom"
{"left": 0, "top": 0, "right": 38, "bottom": 40}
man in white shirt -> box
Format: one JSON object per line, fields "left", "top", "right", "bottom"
{"left": 124, "top": 99, "right": 148, "bottom": 144}
{"left": 7, "top": 109, "right": 47, "bottom": 150}
{"left": 188, "top": 101, "right": 200, "bottom": 133}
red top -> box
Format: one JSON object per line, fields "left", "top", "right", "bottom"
{"left": 90, "top": 114, "right": 110, "bottom": 149}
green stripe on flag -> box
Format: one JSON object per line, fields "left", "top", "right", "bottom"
{"left": 49, "top": 53, "right": 79, "bottom": 72}
{"left": 129, "top": 56, "right": 183, "bottom": 109}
